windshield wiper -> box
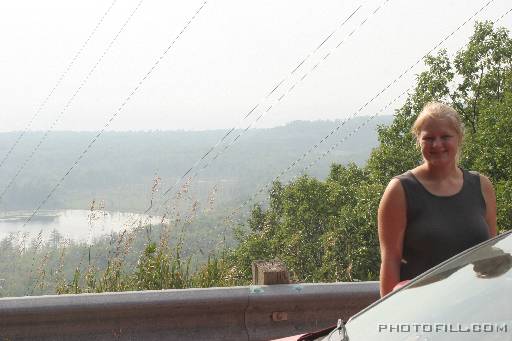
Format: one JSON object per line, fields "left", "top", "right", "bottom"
{"left": 325, "top": 319, "right": 349, "bottom": 341}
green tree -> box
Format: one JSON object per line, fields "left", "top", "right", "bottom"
{"left": 224, "top": 21, "right": 512, "bottom": 285}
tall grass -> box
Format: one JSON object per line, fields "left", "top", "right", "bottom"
{"left": 0, "top": 175, "right": 252, "bottom": 297}
{"left": 52, "top": 177, "right": 250, "bottom": 295}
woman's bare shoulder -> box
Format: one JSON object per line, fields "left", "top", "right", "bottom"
{"left": 384, "top": 177, "right": 405, "bottom": 195}
{"left": 478, "top": 173, "right": 494, "bottom": 189}
{"left": 380, "top": 177, "right": 406, "bottom": 209}
{"left": 477, "top": 173, "right": 496, "bottom": 207}
{"left": 471, "top": 171, "right": 496, "bottom": 196}
{"left": 476, "top": 173, "right": 497, "bottom": 237}
{"left": 379, "top": 177, "right": 407, "bottom": 240}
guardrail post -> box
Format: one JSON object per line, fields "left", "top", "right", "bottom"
{"left": 252, "top": 260, "right": 290, "bottom": 285}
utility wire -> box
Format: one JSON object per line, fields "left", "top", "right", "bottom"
{"left": 189, "top": 0, "right": 390, "bottom": 179}
{"left": 21, "top": 1, "right": 209, "bottom": 228}
{"left": 154, "top": 0, "right": 391, "bottom": 215}
{"left": 152, "top": 4, "right": 364, "bottom": 205}
{"left": 0, "top": 0, "right": 145, "bottom": 203}
{"left": 0, "top": 0, "right": 119, "bottom": 171}
{"left": 226, "top": 0, "right": 499, "bottom": 223}
{"left": 230, "top": 89, "right": 409, "bottom": 224}
{"left": 23, "top": 1, "right": 208, "bottom": 295}
{"left": 20, "top": 0, "right": 143, "bottom": 295}
{"left": 58, "top": 1, "right": 380, "bottom": 251}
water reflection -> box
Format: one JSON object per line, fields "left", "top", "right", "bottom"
{"left": 0, "top": 210, "right": 160, "bottom": 242}
{"left": 0, "top": 211, "right": 58, "bottom": 224}
{"left": 408, "top": 246, "right": 512, "bottom": 288}
{"left": 471, "top": 247, "right": 512, "bottom": 278}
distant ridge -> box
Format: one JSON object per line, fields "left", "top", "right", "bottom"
{"left": 0, "top": 116, "right": 392, "bottom": 211}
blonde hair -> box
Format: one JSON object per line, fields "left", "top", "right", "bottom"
{"left": 411, "top": 102, "right": 464, "bottom": 144}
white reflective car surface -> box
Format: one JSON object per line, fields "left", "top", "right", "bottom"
{"left": 322, "top": 231, "right": 512, "bottom": 341}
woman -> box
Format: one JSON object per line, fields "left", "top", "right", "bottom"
{"left": 378, "top": 102, "right": 497, "bottom": 297}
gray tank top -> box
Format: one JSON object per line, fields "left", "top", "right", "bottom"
{"left": 396, "top": 169, "right": 489, "bottom": 280}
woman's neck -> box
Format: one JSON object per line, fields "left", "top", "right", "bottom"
{"left": 420, "top": 162, "right": 460, "bottom": 180}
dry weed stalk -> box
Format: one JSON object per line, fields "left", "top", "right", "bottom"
{"left": 54, "top": 238, "right": 71, "bottom": 294}
{"left": 204, "top": 184, "right": 218, "bottom": 213}
{"left": 25, "top": 230, "right": 44, "bottom": 295}
{"left": 105, "top": 174, "right": 165, "bottom": 274}
{"left": 34, "top": 249, "right": 51, "bottom": 294}
{"left": 15, "top": 231, "right": 30, "bottom": 256}
{"left": 87, "top": 199, "right": 107, "bottom": 244}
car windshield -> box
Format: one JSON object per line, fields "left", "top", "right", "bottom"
{"left": 325, "top": 232, "right": 512, "bottom": 341}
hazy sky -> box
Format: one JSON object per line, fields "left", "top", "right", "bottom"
{"left": 1, "top": 0, "right": 511, "bottom": 132}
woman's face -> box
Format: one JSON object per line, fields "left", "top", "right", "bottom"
{"left": 418, "top": 118, "right": 461, "bottom": 167}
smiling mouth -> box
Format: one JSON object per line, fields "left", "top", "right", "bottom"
{"left": 428, "top": 151, "right": 449, "bottom": 158}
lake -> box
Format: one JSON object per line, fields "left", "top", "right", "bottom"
{"left": 0, "top": 210, "right": 161, "bottom": 243}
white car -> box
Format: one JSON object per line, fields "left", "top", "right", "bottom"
{"left": 285, "top": 230, "right": 512, "bottom": 341}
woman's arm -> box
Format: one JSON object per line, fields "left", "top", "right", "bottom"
{"left": 480, "top": 174, "right": 497, "bottom": 237}
{"left": 378, "top": 178, "right": 407, "bottom": 297}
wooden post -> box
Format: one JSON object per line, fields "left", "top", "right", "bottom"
{"left": 252, "top": 260, "right": 290, "bottom": 285}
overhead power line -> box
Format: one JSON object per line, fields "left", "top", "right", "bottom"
{"left": 0, "top": 0, "right": 145, "bottom": 203}
{"left": 154, "top": 0, "right": 392, "bottom": 215}
{"left": 0, "top": 0, "right": 119, "bottom": 171}
{"left": 20, "top": 0, "right": 209, "bottom": 227}
{"left": 229, "top": 89, "right": 409, "bottom": 225}
{"left": 154, "top": 4, "right": 363, "bottom": 204}
{"left": 45, "top": 2, "right": 377, "bottom": 250}
{"left": 226, "top": 0, "right": 501, "bottom": 223}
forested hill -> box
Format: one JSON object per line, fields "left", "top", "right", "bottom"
{"left": 0, "top": 116, "right": 391, "bottom": 211}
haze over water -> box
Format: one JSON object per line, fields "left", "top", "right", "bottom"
{"left": 0, "top": 210, "right": 159, "bottom": 243}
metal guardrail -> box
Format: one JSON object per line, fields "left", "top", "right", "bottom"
{"left": 0, "top": 282, "right": 379, "bottom": 340}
